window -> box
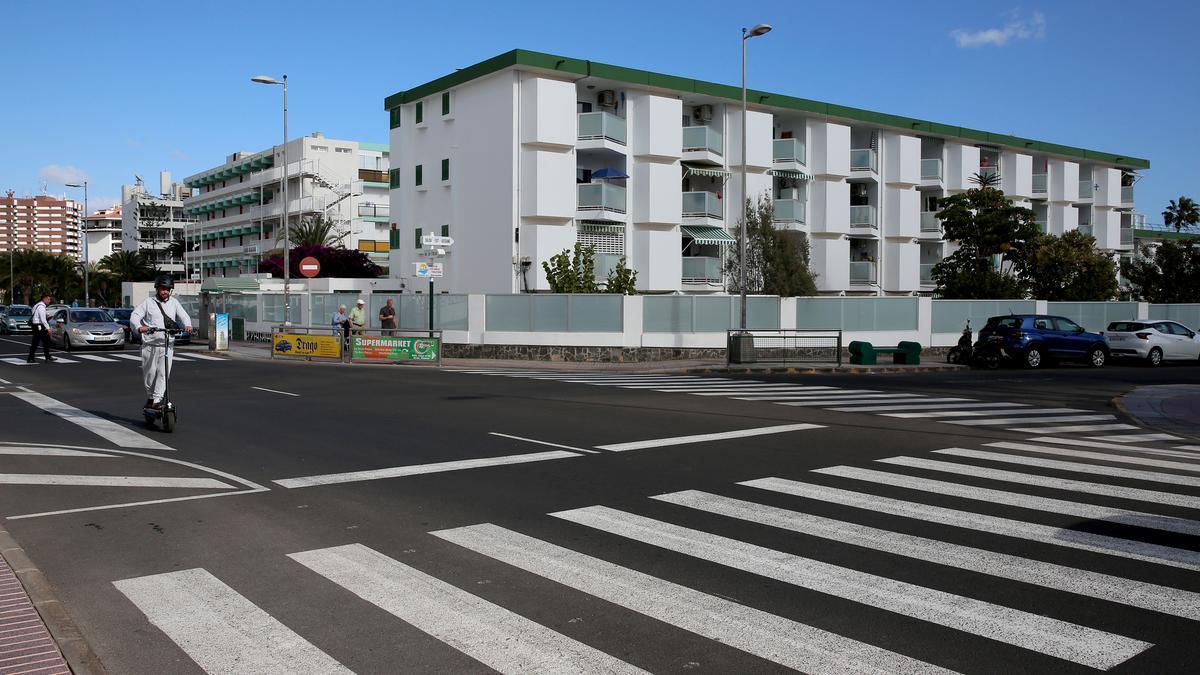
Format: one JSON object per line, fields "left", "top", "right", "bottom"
{"left": 335, "top": 147, "right": 351, "bottom": 154}
{"left": 441, "top": 158, "right": 449, "bottom": 182}
{"left": 1054, "top": 318, "right": 1082, "bottom": 332}
{"left": 389, "top": 107, "right": 402, "bottom": 129}
{"left": 389, "top": 168, "right": 400, "bottom": 189}
{"left": 414, "top": 227, "right": 422, "bottom": 249}
{"left": 441, "top": 91, "right": 451, "bottom": 116}
{"left": 440, "top": 224, "right": 449, "bottom": 237}
{"left": 415, "top": 101, "right": 423, "bottom": 124}
{"left": 415, "top": 165, "right": 423, "bottom": 186}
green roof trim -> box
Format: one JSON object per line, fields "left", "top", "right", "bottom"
{"left": 357, "top": 141, "right": 390, "bottom": 153}
{"left": 383, "top": 49, "right": 1149, "bottom": 170}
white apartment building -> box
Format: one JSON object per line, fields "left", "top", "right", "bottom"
{"left": 181, "top": 134, "right": 391, "bottom": 279}
{"left": 83, "top": 204, "right": 122, "bottom": 263}
{"left": 121, "top": 173, "right": 196, "bottom": 276}
{"left": 385, "top": 50, "right": 1147, "bottom": 295}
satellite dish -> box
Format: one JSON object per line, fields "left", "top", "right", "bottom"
{"left": 135, "top": 174, "right": 143, "bottom": 183}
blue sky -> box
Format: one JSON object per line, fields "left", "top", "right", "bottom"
{"left": 3, "top": 0, "right": 1196, "bottom": 221}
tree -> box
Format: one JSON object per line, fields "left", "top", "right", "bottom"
{"left": 932, "top": 172, "right": 1039, "bottom": 298}
{"left": 1024, "top": 230, "right": 1119, "bottom": 301}
{"left": 277, "top": 214, "right": 346, "bottom": 248}
{"left": 605, "top": 257, "right": 638, "bottom": 295}
{"left": 1163, "top": 196, "right": 1199, "bottom": 233}
{"left": 1121, "top": 241, "right": 1200, "bottom": 303}
{"left": 165, "top": 237, "right": 187, "bottom": 260}
{"left": 725, "top": 195, "right": 818, "bottom": 296}
{"left": 98, "top": 250, "right": 157, "bottom": 282}
{"left": 258, "top": 245, "right": 382, "bottom": 279}
{"left": 542, "top": 243, "right": 599, "bottom": 293}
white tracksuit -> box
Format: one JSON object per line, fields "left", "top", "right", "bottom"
{"left": 129, "top": 295, "right": 192, "bottom": 403}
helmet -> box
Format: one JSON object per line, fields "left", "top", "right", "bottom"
{"left": 153, "top": 274, "right": 174, "bottom": 290}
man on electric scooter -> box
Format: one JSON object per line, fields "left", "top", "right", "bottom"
{"left": 129, "top": 275, "right": 193, "bottom": 410}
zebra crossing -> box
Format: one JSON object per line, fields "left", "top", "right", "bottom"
{"left": 0, "top": 352, "right": 229, "bottom": 366}
{"left": 114, "top": 437, "right": 1200, "bottom": 673}
{"left": 447, "top": 369, "right": 1173, "bottom": 443}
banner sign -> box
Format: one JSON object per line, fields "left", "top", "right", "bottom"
{"left": 213, "top": 313, "right": 229, "bottom": 351}
{"left": 273, "top": 333, "right": 342, "bottom": 358}
{"left": 413, "top": 262, "right": 444, "bottom": 278}
{"left": 352, "top": 335, "right": 440, "bottom": 362}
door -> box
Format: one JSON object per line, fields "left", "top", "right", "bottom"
{"left": 1160, "top": 322, "right": 1194, "bottom": 359}
{"left": 1031, "top": 316, "right": 1064, "bottom": 355}
{"left": 49, "top": 310, "right": 67, "bottom": 346}
{"left": 1051, "top": 317, "right": 1088, "bottom": 356}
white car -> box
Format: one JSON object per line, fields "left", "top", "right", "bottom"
{"left": 1104, "top": 320, "right": 1200, "bottom": 366}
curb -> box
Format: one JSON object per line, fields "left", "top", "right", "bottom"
{"left": 0, "top": 527, "right": 106, "bottom": 675}
{"left": 1112, "top": 386, "right": 1200, "bottom": 441}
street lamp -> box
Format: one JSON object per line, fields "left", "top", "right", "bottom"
{"left": 739, "top": 22, "right": 771, "bottom": 331}
{"left": 65, "top": 180, "right": 88, "bottom": 306}
{"left": 251, "top": 74, "right": 290, "bottom": 325}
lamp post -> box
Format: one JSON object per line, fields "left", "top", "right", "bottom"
{"left": 65, "top": 181, "right": 88, "bottom": 306}
{"left": 251, "top": 74, "right": 289, "bottom": 325}
{"left": 739, "top": 23, "right": 771, "bottom": 331}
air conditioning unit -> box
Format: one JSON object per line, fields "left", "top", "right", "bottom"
{"left": 692, "top": 104, "right": 714, "bottom": 123}
{"left": 597, "top": 90, "right": 617, "bottom": 108}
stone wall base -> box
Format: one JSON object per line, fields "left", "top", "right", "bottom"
{"left": 442, "top": 344, "right": 725, "bottom": 363}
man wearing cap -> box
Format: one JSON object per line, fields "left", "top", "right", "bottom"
{"left": 347, "top": 299, "right": 366, "bottom": 337}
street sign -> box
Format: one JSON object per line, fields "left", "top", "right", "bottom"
{"left": 299, "top": 256, "right": 321, "bottom": 278}
{"left": 421, "top": 234, "right": 454, "bottom": 247}
{"left": 413, "top": 262, "right": 444, "bottom": 278}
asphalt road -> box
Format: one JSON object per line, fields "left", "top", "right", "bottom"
{"left": 1, "top": 340, "right": 1199, "bottom": 674}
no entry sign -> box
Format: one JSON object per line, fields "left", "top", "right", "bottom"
{"left": 298, "top": 256, "right": 321, "bottom": 278}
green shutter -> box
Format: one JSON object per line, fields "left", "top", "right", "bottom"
{"left": 441, "top": 92, "right": 450, "bottom": 116}
{"left": 441, "top": 158, "right": 449, "bottom": 181}
{"left": 415, "top": 164, "right": 423, "bottom": 186}
{"left": 389, "top": 107, "right": 402, "bottom": 129}
{"left": 440, "top": 224, "right": 449, "bottom": 237}
{"left": 414, "top": 227, "right": 422, "bottom": 249}
{"left": 415, "top": 101, "right": 423, "bottom": 124}
{"left": 388, "top": 168, "right": 400, "bottom": 188}
{"left": 389, "top": 229, "right": 400, "bottom": 250}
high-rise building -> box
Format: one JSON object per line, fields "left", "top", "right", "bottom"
{"left": 120, "top": 173, "right": 196, "bottom": 277}
{"left": 180, "top": 133, "right": 390, "bottom": 279}
{"left": 0, "top": 191, "right": 82, "bottom": 257}
{"left": 83, "top": 204, "right": 123, "bottom": 263}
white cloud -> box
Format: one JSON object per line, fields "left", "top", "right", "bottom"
{"left": 171, "top": 149, "right": 192, "bottom": 161}
{"left": 951, "top": 10, "right": 1046, "bottom": 48}
{"left": 87, "top": 196, "right": 121, "bottom": 212}
{"left": 38, "top": 164, "right": 89, "bottom": 185}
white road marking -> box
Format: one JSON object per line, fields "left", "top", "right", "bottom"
{"left": 552, "top": 505, "right": 1148, "bottom": 669}
{"left": 646, "top": 385, "right": 845, "bottom": 393}
{"left": 113, "top": 568, "right": 351, "bottom": 674}
{"left": 1028, "top": 436, "right": 1199, "bottom": 457}
{"left": 11, "top": 391, "right": 171, "bottom": 451}
{"left": 778, "top": 397, "right": 969, "bottom": 407}
{"left": 884, "top": 408, "right": 1084, "bottom": 419}
{"left": 0, "top": 446, "right": 114, "bottom": 457}
{"left": 110, "top": 353, "right": 143, "bottom": 361}
{"left": 744, "top": 477, "right": 1200, "bottom": 571}
{"left": 688, "top": 389, "right": 866, "bottom": 397}
{"left": 290, "top": 544, "right": 647, "bottom": 675}
{"left": 251, "top": 386, "right": 300, "bottom": 397}
{"left": 946, "top": 414, "right": 1116, "bottom": 426}
{"left": 169, "top": 356, "right": 192, "bottom": 362}
{"left": 489, "top": 432, "right": 599, "bottom": 454}
{"left": 48, "top": 356, "right": 78, "bottom": 363}
{"left": 1179, "top": 445, "right": 1200, "bottom": 452}
{"left": 177, "top": 353, "right": 227, "bottom": 361}
{"left": 877, "top": 455, "right": 1200, "bottom": 510}
{"left": 0, "top": 358, "right": 31, "bottom": 366}
{"left": 595, "top": 423, "right": 822, "bottom": 452}
{"left": 561, "top": 377, "right": 721, "bottom": 384}
{"left": 831, "top": 402, "right": 1030, "bottom": 412}
{"left": 658, "top": 489, "right": 1200, "bottom": 621}
{"left": 932, "top": 448, "right": 1200, "bottom": 490}
{"left": 731, "top": 390, "right": 881, "bottom": 401}
{"left": 986, "top": 441, "right": 1200, "bottom": 472}
{"left": 71, "top": 354, "right": 117, "bottom": 362}
{"left": 1089, "top": 433, "right": 1182, "bottom": 443}
{"left": 0, "top": 474, "right": 233, "bottom": 489}
{"left": 433, "top": 523, "right": 953, "bottom": 675}
{"left": 1005, "top": 423, "right": 1138, "bottom": 434}
{"left": 816, "top": 464, "right": 1200, "bottom": 537}
{"left": 274, "top": 450, "right": 579, "bottom": 489}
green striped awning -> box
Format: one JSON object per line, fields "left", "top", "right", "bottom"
{"left": 769, "top": 169, "right": 814, "bottom": 181}
{"left": 681, "top": 225, "right": 735, "bottom": 245}
{"left": 578, "top": 221, "right": 625, "bottom": 234}
{"left": 683, "top": 166, "right": 731, "bottom": 179}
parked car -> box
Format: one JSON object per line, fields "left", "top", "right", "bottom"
{"left": 976, "top": 314, "right": 1108, "bottom": 368}
{"left": 1104, "top": 320, "right": 1200, "bottom": 366}
{"left": 47, "top": 308, "right": 125, "bottom": 350}
{"left": 106, "top": 307, "right": 135, "bottom": 342}
{"left": 0, "top": 305, "right": 33, "bottom": 334}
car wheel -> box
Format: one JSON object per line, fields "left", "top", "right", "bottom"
{"left": 1024, "top": 345, "right": 1044, "bottom": 369}
{"left": 1147, "top": 347, "right": 1163, "bottom": 367}
{"left": 1088, "top": 346, "right": 1107, "bottom": 368}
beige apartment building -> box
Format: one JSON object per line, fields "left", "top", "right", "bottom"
{"left": 0, "top": 191, "right": 82, "bottom": 257}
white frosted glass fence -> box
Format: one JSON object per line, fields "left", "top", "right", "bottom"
{"left": 1149, "top": 304, "right": 1200, "bottom": 330}
{"left": 1046, "top": 302, "right": 1139, "bottom": 332}
{"left": 643, "top": 296, "right": 780, "bottom": 332}
{"left": 486, "top": 294, "right": 623, "bottom": 332}
{"left": 796, "top": 297, "right": 918, "bottom": 331}
{"left": 930, "top": 300, "right": 1037, "bottom": 334}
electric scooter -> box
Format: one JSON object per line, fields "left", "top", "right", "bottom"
{"left": 141, "top": 326, "right": 181, "bottom": 432}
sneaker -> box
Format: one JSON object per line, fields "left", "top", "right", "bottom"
{"left": 144, "top": 399, "right": 153, "bottom": 408}
{"left": 150, "top": 401, "right": 163, "bottom": 410}
{"left": 25, "top": 359, "right": 35, "bottom": 364}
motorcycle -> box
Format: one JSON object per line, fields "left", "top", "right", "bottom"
{"left": 946, "top": 321, "right": 973, "bottom": 364}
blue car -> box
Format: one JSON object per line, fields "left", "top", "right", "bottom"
{"left": 976, "top": 314, "right": 1108, "bottom": 369}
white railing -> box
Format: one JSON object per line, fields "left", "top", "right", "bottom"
{"left": 920, "top": 212, "right": 940, "bottom": 233}
{"left": 850, "top": 148, "right": 877, "bottom": 172}
{"left": 921, "top": 158, "right": 942, "bottom": 180}
{"left": 849, "top": 261, "right": 876, "bottom": 283}
{"left": 849, "top": 205, "right": 877, "bottom": 228}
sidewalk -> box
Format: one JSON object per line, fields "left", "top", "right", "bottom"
{"left": 1116, "top": 384, "right": 1200, "bottom": 439}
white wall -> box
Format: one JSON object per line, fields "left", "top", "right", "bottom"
{"left": 944, "top": 143, "right": 979, "bottom": 191}
{"left": 807, "top": 121, "right": 850, "bottom": 178}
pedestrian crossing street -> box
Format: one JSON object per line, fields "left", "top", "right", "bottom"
{"left": 449, "top": 370, "right": 1172, "bottom": 441}
{"left": 0, "top": 352, "right": 230, "bottom": 366}
{"left": 115, "top": 436, "right": 1200, "bottom": 673}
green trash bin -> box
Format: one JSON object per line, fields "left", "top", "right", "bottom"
{"left": 231, "top": 317, "right": 245, "bottom": 341}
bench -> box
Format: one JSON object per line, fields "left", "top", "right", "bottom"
{"left": 848, "top": 340, "right": 922, "bottom": 365}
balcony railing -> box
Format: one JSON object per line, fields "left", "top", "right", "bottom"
{"left": 849, "top": 261, "right": 877, "bottom": 284}
{"left": 979, "top": 166, "right": 1000, "bottom": 182}
{"left": 772, "top": 138, "right": 806, "bottom": 164}
{"left": 578, "top": 111, "right": 627, "bottom": 145}
{"left": 1120, "top": 227, "right": 1134, "bottom": 246}
{"left": 1079, "top": 180, "right": 1094, "bottom": 199}
{"left": 921, "top": 158, "right": 942, "bottom": 180}
{"left": 1078, "top": 223, "right": 1093, "bottom": 237}
{"left": 681, "top": 256, "right": 722, "bottom": 284}
{"left": 358, "top": 168, "right": 388, "bottom": 183}
{"left": 920, "top": 212, "right": 941, "bottom": 233}
{"left": 850, "top": 148, "right": 877, "bottom": 172}
{"left": 682, "top": 191, "right": 722, "bottom": 219}
{"left": 1121, "top": 185, "right": 1134, "bottom": 203}
{"left": 593, "top": 253, "right": 624, "bottom": 283}
{"left": 1032, "top": 173, "right": 1047, "bottom": 194}
{"left": 773, "top": 199, "right": 806, "bottom": 224}
{"left": 849, "top": 205, "right": 877, "bottom": 229}
{"left": 578, "top": 183, "right": 627, "bottom": 213}
{"left": 357, "top": 204, "right": 389, "bottom": 218}
{"left": 682, "top": 126, "right": 722, "bottom": 155}
{"left": 920, "top": 263, "right": 936, "bottom": 284}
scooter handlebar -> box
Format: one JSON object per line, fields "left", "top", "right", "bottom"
{"left": 142, "top": 326, "right": 184, "bottom": 335}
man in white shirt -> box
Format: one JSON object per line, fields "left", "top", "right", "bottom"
{"left": 129, "top": 275, "right": 192, "bottom": 409}
{"left": 26, "top": 292, "right": 54, "bottom": 363}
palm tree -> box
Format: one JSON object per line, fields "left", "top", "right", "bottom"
{"left": 277, "top": 214, "right": 346, "bottom": 248}
{"left": 98, "top": 250, "right": 156, "bottom": 282}
{"left": 969, "top": 171, "right": 1003, "bottom": 190}
{"left": 1163, "top": 196, "right": 1199, "bottom": 233}
{"left": 165, "top": 237, "right": 186, "bottom": 259}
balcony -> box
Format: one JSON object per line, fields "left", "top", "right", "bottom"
{"left": 920, "top": 263, "right": 936, "bottom": 284}
{"left": 682, "top": 126, "right": 722, "bottom": 155}
{"left": 849, "top": 261, "right": 877, "bottom": 284}
{"left": 849, "top": 205, "right": 877, "bottom": 230}
{"left": 1032, "top": 173, "right": 1047, "bottom": 195}
{"left": 772, "top": 138, "right": 806, "bottom": 165}
{"left": 1121, "top": 185, "right": 1134, "bottom": 204}
{"left": 1078, "top": 180, "right": 1094, "bottom": 199}
{"left": 1078, "top": 223, "right": 1093, "bottom": 237}
{"left": 681, "top": 256, "right": 722, "bottom": 284}
{"left": 772, "top": 199, "right": 806, "bottom": 226}
{"left": 358, "top": 168, "right": 388, "bottom": 184}
{"left": 358, "top": 204, "right": 390, "bottom": 219}
{"left": 578, "top": 111, "right": 627, "bottom": 147}
{"left": 850, "top": 148, "right": 877, "bottom": 173}
{"left": 1120, "top": 227, "right": 1133, "bottom": 246}
{"left": 682, "top": 191, "right": 722, "bottom": 220}
{"left": 920, "top": 158, "right": 942, "bottom": 181}
{"left": 920, "top": 212, "right": 941, "bottom": 234}
{"left": 979, "top": 166, "right": 1000, "bottom": 182}
{"left": 577, "top": 183, "right": 627, "bottom": 218}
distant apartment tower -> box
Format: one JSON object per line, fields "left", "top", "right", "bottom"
{"left": 83, "top": 204, "right": 123, "bottom": 263}
{"left": 383, "top": 50, "right": 1146, "bottom": 295}
{"left": 0, "top": 191, "right": 82, "bottom": 257}
{"left": 121, "top": 172, "right": 196, "bottom": 277}
{"left": 180, "top": 133, "right": 391, "bottom": 278}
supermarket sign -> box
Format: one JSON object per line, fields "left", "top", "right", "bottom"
{"left": 352, "top": 335, "right": 440, "bottom": 362}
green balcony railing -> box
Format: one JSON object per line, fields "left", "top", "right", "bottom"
{"left": 849, "top": 261, "right": 877, "bottom": 283}
{"left": 682, "top": 126, "right": 722, "bottom": 155}
{"left": 850, "top": 205, "right": 877, "bottom": 229}
{"left": 850, "top": 148, "right": 877, "bottom": 172}
{"left": 577, "top": 111, "right": 627, "bottom": 145}
{"left": 1032, "top": 173, "right": 1047, "bottom": 194}
{"left": 920, "top": 212, "right": 941, "bottom": 233}
{"left": 773, "top": 198, "right": 806, "bottom": 224}
{"left": 921, "top": 158, "right": 942, "bottom": 180}
{"left": 772, "top": 138, "right": 806, "bottom": 164}
{"left": 681, "top": 256, "right": 722, "bottom": 283}
{"left": 1078, "top": 223, "right": 1093, "bottom": 237}
{"left": 682, "top": 191, "right": 722, "bottom": 219}
{"left": 577, "top": 183, "right": 627, "bottom": 213}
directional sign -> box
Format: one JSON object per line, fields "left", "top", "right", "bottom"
{"left": 298, "top": 256, "right": 321, "bottom": 278}
{"left": 413, "top": 262, "right": 444, "bottom": 278}
{"left": 421, "top": 234, "right": 454, "bottom": 247}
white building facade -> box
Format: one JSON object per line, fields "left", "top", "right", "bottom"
{"left": 83, "top": 204, "right": 122, "bottom": 263}
{"left": 121, "top": 174, "right": 195, "bottom": 276}
{"left": 385, "top": 50, "right": 1146, "bottom": 295}
{"left": 181, "top": 134, "right": 390, "bottom": 279}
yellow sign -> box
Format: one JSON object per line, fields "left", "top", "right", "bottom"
{"left": 272, "top": 333, "right": 341, "bottom": 358}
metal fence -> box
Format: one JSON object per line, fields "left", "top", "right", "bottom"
{"left": 727, "top": 329, "right": 843, "bottom": 366}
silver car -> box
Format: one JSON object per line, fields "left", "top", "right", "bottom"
{"left": 1103, "top": 320, "right": 1200, "bottom": 366}
{"left": 48, "top": 308, "right": 126, "bottom": 351}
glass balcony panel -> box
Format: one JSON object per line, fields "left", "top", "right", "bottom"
{"left": 849, "top": 261, "right": 877, "bottom": 283}
{"left": 682, "top": 126, "right": 722, "bottom": 155}
{"left": 1079, "top": 180, "right": 1094, "bottom": 198}
{"left": 682, "top": 191, "right": 722, "bottom": 219}
{"left": 1121, "top": 185, "right": 1134, "bottom": 203}
{"left": 772, "top": 138, "right": 806, "bottom": 164}
{"left": 577, "top": 183, "right": 627, "bottom": 213}
{"left": 920, "top": 212, "right": 940, "bottom": 233}
{"left": 920, "top": 263, "right": 936, "bottom": 283}
{"left": 849, "top": 205, "right": 877, "bottom": 228}
{"left": 773, "top": 199, "right": 806, "bottom": 223}
{"left": 681, "top": 256, "right": 722, "bottom": 283}
{"left": 1078, "top": 224, "right": 1093, "bottom": 237}
{"left": 357, "top": 204, "right": 389, "bottom": 218}
{"left": 593, "top": 253, "right": 624, "bottom": 282}
{"left": 979, "top": 166, "right": 1000, "bottom": 182}
{"left": 920, "top": 158, "right": 942, "bottom": 180}
{"left": 1035, "top": 220, "right": 1047, "bottom": 234}
{"left": 850, "top": 148, "right": 877, "bottom": 172}
{"left": 1032, "top": 173, "right": 1047, "bottom": 194}
{"left": 1120, "top": 227, "right": 1133, "bottom": 246}
{"left": 577, "top": 111, "right": 627, "bottom": 145}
